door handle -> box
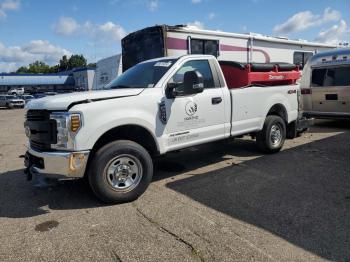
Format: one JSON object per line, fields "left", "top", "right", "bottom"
{"left": 212, "top": 97, "right": 222, "bottom": 104}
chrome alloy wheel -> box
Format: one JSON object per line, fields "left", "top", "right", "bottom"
{"left": 105, "top": 154, "right": 143, "bottom": 192}
{"left": 270, "top": 124, "right": 282, "bottom": 147}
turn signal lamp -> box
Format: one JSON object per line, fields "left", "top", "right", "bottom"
{"left": 70, "top": 115, "right": 81, "bottom": 132}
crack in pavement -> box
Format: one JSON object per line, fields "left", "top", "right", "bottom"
{"left": 135, "top": 207, "right": 205, "bottom": 262}
{"left": 111, "top": 250, "right": 123, "bottom": 262}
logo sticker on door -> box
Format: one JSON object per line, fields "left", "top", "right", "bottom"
{"left": 185, "top": 101, "right": 198, "bottom": 116}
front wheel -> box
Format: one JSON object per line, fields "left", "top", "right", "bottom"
{"left": 88, "top": 140, "right": 153, "bottom": 204}
{"left": 256, "top": 115, "right": 286, "bottom": 154}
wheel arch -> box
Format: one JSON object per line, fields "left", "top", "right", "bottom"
{"left": 266, "top": 103, "right": 288, "bottom": 123}
{"left": 91, "top": 124, "right": 159, "bottom": 157}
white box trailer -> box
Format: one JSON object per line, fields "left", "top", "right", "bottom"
{"left": 121, "top": 25, "right": 336, "bottom": 72}
{"left": 93, "top": 54, "right": 123, "bottom": 90}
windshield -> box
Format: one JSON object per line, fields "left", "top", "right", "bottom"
{"left": 106, "top": 59, "right": 176, "bottom": 89}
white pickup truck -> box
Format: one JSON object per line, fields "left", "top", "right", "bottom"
{"left": 24, "top": 55, "right": 308, "bottom": 203}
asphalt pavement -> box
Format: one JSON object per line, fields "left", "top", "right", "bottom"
{"left": 0, "top": 108, "right": 349, "bottom": 262}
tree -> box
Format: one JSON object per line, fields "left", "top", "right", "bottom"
{"left": 13, "top": 54, "right": 90, "bottom": 74}
{"left": 87, "top": 62, "right": 96, "bottom": 68}
{"left": 68, "top": 54, "right": 87, "bottom": 69}
{"left": 59, "top": 55, "right": 69, "bottom": 71}
{"left": 16, "top": 66, "right": 29, "bottom": 74}
{"left": 49, "top": 64, "right": 60, "bottom": 73}
{"left": 27, "top": 61, "right": 51, "bottom": 74}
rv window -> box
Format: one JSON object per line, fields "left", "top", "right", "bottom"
{"left": 311, "top": 69, "right": 327, "bottom": 87}
{"left": 190, "top": 39, "right": 218, "bottom": 57}
{"left": 191, "top": 39, "right": 204, "bottom": 54}
{"left": 327, "top": 67, "right": 350, "bottom": 86}
{"left": 312, "top": 66, "right": 350, "bottom": 87}
{"left": 293, "top": 51, "right": 313, "bottom": 68}
{"left": 169, "top": 60, "right": 215, "bottom": 89}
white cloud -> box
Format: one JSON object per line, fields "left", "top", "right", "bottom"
{"left": 315, "top": 20, "right": 350, "bottom": 45}
{"left": 0, "top": 62, "right": 18, "bottom": 73}
{"left": 53, "top": 16, "right": 126, "bottom": 43}
{"left": 187, "top": 21, "right": 204, "bottom": 30}
{"left": 148, "top": 0, "right": 159, "bottom": 11}
{"left": 0, "top": 0, "right": 20, "bottom": 19}
{"left": 208, "top": 12, "right": 215, "bottom": 20}
{"left": 53, "top": 16, "right": 80, "bottom": 36}
{"left": 0, "top": 40, "right": 71, "bottom": 72}
{"left": 97, "top": 22, "right": 127, "bottom": 42}
{"left": 191, "top": 0, "right": 202, "bottom": 4}
{"left": 273, "top": 7, "right": 341, "bottom": 35}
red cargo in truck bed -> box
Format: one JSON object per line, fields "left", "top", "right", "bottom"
{"left": 219, "top": 61, "right": 301, "bottom": 89}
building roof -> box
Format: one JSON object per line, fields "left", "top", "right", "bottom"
{"left": 0, "top": 74, "right": 75, "bottom": 86}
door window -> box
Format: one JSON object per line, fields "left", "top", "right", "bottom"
{"left": 169, "top": 60, "right": 215, "bottom": 90}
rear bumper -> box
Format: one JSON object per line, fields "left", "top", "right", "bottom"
{"left": 24, "top": 147, "right": 90, "bottom": 180}
{"left": 8, "top": 103, "right": 25, "bottom": 108}
{"left": 297, "top": 117, "right": 314, "bottom": 131}
{"left": 304, "top": 111, "right": 350, "bottom": 120}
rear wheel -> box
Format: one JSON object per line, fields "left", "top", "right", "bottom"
{"left": 256, "top": 115, "right": 286, "bottom": 153}
{"left": 88, "top": 140, "right": 153, "bottom": 204}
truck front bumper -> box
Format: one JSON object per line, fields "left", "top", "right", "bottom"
{"left": 24, "top": 148, "right": 90, "bottom": 180}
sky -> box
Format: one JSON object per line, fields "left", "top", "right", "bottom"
{"left": 0, "top": 0, "right": 349, "bottom": 72}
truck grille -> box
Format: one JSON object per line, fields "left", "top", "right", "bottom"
{"left": 26, "top": 110, "right": 57, "bottom": 151}
{"left": 26, "top": 110, "right": 49, "bottom": 121}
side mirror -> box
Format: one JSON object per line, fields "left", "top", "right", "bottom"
{"left": 183, "top": 70, "right": 204, "bottom": 95}
{"left": 166, "top": 70, "right": 204, "bottom": 99}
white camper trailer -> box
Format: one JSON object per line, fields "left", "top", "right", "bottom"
{"left": 121, "top": 25, "right": 336, "bottom": 72}
{"left": 93, "top": 54, "right": 123, "bottom": 90}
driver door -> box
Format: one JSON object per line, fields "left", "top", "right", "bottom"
{"left": 163, "top": 59, "right": 226, "bottom": 150}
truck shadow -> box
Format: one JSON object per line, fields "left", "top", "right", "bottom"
{"left": 0, "top": 172, "right": 102, "bottom": 218}
{"left": 165, "top": 131, "right": 350, "bottom": 261}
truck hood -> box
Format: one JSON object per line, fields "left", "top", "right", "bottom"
{"left": 26, "top": 88, "right": 144, "bottom": 110}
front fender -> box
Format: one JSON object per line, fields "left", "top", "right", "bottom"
{"left": 71, "top": 89, "right": 165, "bottom": 152}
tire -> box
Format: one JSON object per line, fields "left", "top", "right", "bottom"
{"left": 88, "top": 140, "right": 153, "bottom": 204}
{"left": 256, "top": 115, "right": 286, "bottom": 154}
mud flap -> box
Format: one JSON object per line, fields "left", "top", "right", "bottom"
{"left": 24, "top": 153, "right": 33, "bottom": 181}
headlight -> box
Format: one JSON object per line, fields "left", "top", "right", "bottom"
{"left": 50, "top": 112, "right": 82, "bottom": 150}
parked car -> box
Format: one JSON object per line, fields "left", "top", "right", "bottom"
{"left": 33, "top": 93, "right": 46, "bottom": 99}
{"left": 19, "top": 95, "right": 34, "bottom": 104}
{"left": 301, "top": 48, "right": 350, "bottom": 119}
{"left": 24, "top": 55, "right": 309, "bottom": 203}
{"left": 44, "top": 92, "right": 58, "bottom": 96}
{"left": 7, "top": 87, "right": 25, "bottom": 96}
{"left": 0, "top": 95, "right": 25, "bottom": 108}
